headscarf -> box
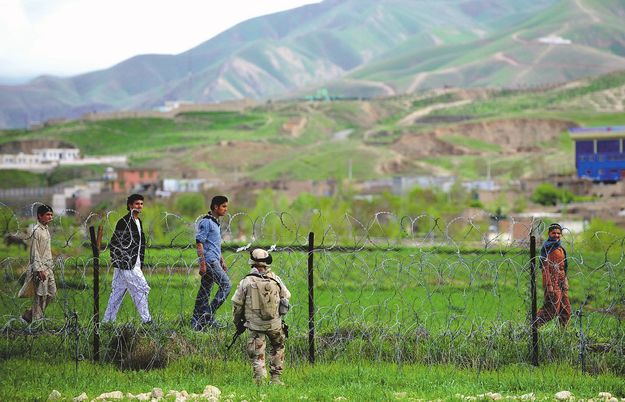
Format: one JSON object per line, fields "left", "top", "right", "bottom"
{"left": 540, "top": 224, "right": 568, "bottom": 274}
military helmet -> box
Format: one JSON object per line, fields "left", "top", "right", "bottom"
{"left": 249, "top": 248, "right": 273, "bottom": 267}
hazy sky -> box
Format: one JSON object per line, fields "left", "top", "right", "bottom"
{"left": 0, "top": 0, "right": 320, "bottom": 81}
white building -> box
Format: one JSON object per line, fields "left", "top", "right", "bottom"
{"left": 163, "top": 178, "right": 207, "bottom": 193}
{"left": 33, "top": 148, "right": 80, "bottom": 162}
{"left": 0, "top": 147, "right": 126, "bottom": 172}
{"left": 538, "top": 36, "right": 572, "bottom": 45}
{"left": 0, "top": 152, "right": 40, "bottom": 165}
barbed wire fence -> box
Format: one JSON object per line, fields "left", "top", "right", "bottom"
{"left": 0, "top": 203, "right": 624, "bottom": 375}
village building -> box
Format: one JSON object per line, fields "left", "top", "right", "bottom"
{"left": 108, "top": 168, "right": 160, "bottom": 193}
{"left": 570, "top": 125, "right": 625, "bottom": 182}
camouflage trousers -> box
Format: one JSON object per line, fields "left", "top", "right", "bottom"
{"left": 246, "top": 329, "right": 285, "bottom": 381}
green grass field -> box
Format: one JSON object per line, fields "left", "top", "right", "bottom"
{"left": 0, "top": 170, "right": 46, "bottom": 188}
{"left": 1, "top": 232, "right": 624, "bottom": 400}
{"left": 2, "top": 246, "right": 623, "bottom": 366}
{"left": 1, "top": 359, "right": 624, "bottom": 401}
{"left": 10, "top": 111, "right": 277, "bottom": 157}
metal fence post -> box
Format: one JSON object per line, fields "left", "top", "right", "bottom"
{"left": 89, "top": 225, "right": 102, "bottom": 362}
{"left": 577, "top": 296, "right": 590, "bottom": 375}
{"left": 307, "top": 231, "right": 315, "bottom": 364}
{"left": 530, "top": 235, "right": 539, "bottom": 366}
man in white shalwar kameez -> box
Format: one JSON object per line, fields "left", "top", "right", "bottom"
{"left": 103, "top": 194, "right": 152, "bottom": 324}
{"left": 19, "top": 204, "right": 56, "bottom": 322}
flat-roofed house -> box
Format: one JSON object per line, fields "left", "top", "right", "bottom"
{"left": 569, "top": 126, "right": 625, "bottom": 182}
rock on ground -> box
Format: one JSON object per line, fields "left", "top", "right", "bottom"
{"left": 73, "top": 393, "right": 88, "bottom": 402}
{"left": 151, "top": 388, "right": 164, "bottom": 399}
{"left": 134, "top": 392, "right": 151, "bottom": 401}
{"left": 95, "top": 390, "right": 124, "bottom": 400}
{"left": 203, "top": 385, "right": 221, "bottom": 399}
{"left": 555, "top": 391, "right": 573, "bottom": 400}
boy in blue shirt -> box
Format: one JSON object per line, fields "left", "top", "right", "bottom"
{"left": 191, "top": 195, "right": 231, "bottom": 330}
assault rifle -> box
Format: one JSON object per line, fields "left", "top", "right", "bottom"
{"left": 226, "top": 320, "right": 246, "bottom": 351}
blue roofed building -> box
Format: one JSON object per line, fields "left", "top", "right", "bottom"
{"left": 569, "top": 126, "right": 625, "bottom": 182}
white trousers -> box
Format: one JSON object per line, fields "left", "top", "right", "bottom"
{"left": 103, "top": 266, "right": 152, "bottom": 323}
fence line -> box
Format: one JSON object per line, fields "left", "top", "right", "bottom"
{"left": 0, "top": 204, "right": 623, "bottom": 374}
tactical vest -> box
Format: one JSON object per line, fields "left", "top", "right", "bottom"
{"left": 247, "top": 274, "right": 282, "bottom": 321}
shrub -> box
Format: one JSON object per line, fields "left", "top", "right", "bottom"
{"left": 531, "top": 183, "right": 574, "bottom": 206}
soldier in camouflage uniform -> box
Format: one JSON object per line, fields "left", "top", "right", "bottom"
{"left": 232, "top": 248, "right": 291, "bottom": 385}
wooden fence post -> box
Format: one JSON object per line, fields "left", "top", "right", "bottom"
{"left": 307, "top": 231, "right": 315, "bottom": 364}
{"left": 89, "top": 225, "right": 102, "bottom": 362}
{"left": 530, "top": 235, "right": 539, "bottom": 366}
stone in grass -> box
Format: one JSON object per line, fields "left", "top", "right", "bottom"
{"left": 151, "top": 387, "right": 164, "bottom": 398}
{"left": 134, "top": 392, "right": 151, "bottom": 401}
{"left": 519, "top": 393, "right": 536, "bottom": 400}
{"left": 203, "top": 385, "right": 221, "bottom": 399}
{"left": 72, "top": 393, "right": 88, "bottom": 402}
{"left": 555, "top": 391, "right": 573, "bottom": 400}
{"left": 598, "top": 393, "right": 612, "bottom": 399}
{"left": 95, "top": 390, "right": 124, "bottom": 400}
{"left": 47, "top": 390, "right": 62, "bottom": 401}
{"left": 166, "top": 390, "right": 190, "bottom": 401}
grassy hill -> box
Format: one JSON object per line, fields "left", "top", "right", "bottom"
{"left": 5, "top": 0, "right": 625, "bottom": 129}
{"left": 2, "top": 70, "right": 624, "bottom": 187}
{"left": 2, "top": 0, "right": 605, "bottom": 129}
{"left": 345, "top": 0, "right": 625, "bottom": 94}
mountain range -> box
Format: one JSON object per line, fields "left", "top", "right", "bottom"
{"left": 1, "top": 0, "right": 625, "bottom": 129}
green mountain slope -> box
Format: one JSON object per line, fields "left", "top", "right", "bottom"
{"left": 0, "top": 0, "right": 563, "bottom": 128}
{"left": 346, "top": 0, "right": 625, "bottom": 94}
{"left": 3, "top": 0, "right": 624, "bottom": 131}
{"left": 2, "top": 69, "right": 624, "bottom": 186}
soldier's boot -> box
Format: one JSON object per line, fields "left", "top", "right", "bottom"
{"left": 269, "top": 375, "right": 284, "bottom": 386}
{"left": 254, "top": 375, "right": 265, "bottom": 386}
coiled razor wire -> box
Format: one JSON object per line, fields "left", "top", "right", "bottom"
{"left": 0, "top": 203, "right": 623, "bottom": 374}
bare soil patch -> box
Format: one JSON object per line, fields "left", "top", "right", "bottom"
{"left": 392, "top": 118, "right": 576, "bottom": 158}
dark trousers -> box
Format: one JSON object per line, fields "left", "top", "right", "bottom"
{"left": 192, "top": 260, "right": 231, "bottom": 325}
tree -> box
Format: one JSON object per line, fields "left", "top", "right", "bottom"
{"left": 531, "top": 183, "right": 570, "bottom": 206}
{"left": 174, "top": 193, "right": 205, "bottom": 218}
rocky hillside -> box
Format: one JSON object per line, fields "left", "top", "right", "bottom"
{"left": 5, "top": 0, "right": 625, "bottom": 129}
{"left": 2, "top": 70, "right": 624, "bottom": 186}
